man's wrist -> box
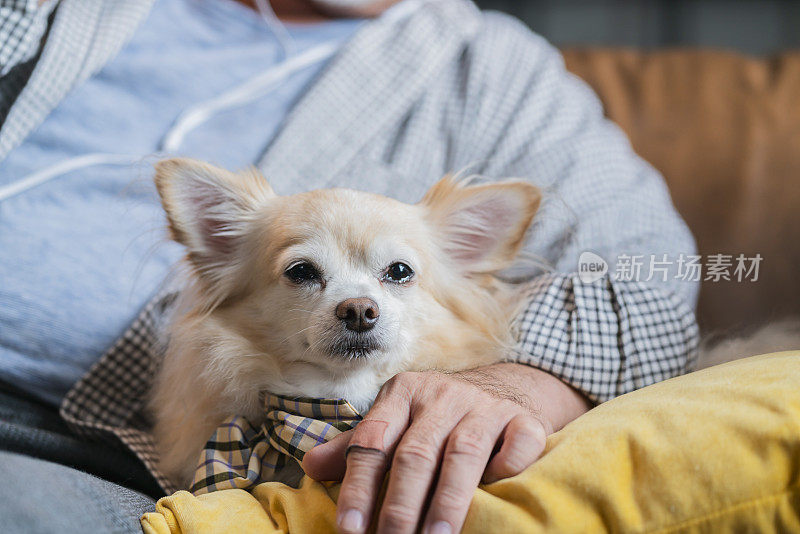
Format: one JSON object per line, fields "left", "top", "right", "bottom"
{"left": 453, "top": 362, "right": 592, "bottom": 434}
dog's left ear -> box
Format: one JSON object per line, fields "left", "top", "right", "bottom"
{"left": 421, "top": 176, "right": 541, "bottom": 273}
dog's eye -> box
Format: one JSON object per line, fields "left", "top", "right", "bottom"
{"left": 285, "top": 262, "right": 320, "bottom": 284}
{"left": 384, "top": 262, "right": 414, "bottom": 283}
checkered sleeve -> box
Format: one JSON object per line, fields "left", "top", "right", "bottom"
{"left": 507, "top": 274, "right": 698, "bottom": 404}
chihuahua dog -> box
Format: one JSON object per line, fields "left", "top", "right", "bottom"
{"left": 149, "top": 158, "right": 541, "bottom": 487}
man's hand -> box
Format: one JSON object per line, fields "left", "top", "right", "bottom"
{"left": 301, "top": 363, "right": 592, "bottom": 534}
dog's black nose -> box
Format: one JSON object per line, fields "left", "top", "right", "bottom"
{"left": 335, "top": 297, "right": 380, "bottom": 332}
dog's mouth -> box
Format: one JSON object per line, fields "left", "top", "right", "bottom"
{"left": 327, "top": 334, "right": 383, "bottom": 359}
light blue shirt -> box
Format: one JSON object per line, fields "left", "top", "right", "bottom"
{"left": 0, "top": 0, "right": 361, "bottom": 405}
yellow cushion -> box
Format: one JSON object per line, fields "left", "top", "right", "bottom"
{"left": 141, "top": 351, "right": 800, "bottom": 534}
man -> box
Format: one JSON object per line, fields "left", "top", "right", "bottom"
{"left": 0, "top": 0, "right": 698, "bottom": 532}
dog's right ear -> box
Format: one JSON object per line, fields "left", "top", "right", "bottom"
{"left": 421, "top": 176, "right": 541, "bottom": 274}
{"left": 154, "top": 158, "right": 275, "bottom": 295}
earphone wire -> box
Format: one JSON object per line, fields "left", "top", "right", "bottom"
{"left": 158, "top": 41, "right": 337, "bottom": 153}
{"left": 254, "top": 0, "right": 296, "bottom": 60}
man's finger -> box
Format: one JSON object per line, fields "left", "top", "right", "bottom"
{"left": 420, "top": 413, "right": 505, "bottom": 534}
{"left": 335, "top": 375, "right": 415, "bottom": 534}
{"left": 302, "top": 429, "right": 354, "bottom": 481}
{"left": 338, "top": 445, "right": 391, "bottom": 534}
{"left": 375, "top": 406, "right": 461, "bottom": 534}
{"left": 482, "top": 414, "right": 546, "bottom": 484}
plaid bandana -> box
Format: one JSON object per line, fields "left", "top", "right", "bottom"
{"left": 189, "top": 394, "right": 362, "bottom": 495}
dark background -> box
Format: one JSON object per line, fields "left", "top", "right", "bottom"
{"left": 474, "top": 0, "right": 800, "bottom": 54}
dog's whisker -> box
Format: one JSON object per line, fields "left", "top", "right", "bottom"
{"left": 276, "top": 323, "right": 318, "bottom": 345}
{"left": 302, "top": 337, "right": 326, "bottom": 358}
{"left": 302, "top": 323, "right": 341, "bottom": 357}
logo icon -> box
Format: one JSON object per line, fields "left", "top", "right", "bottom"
{"left": 578, "top": 251, "right": 608, "bottom": 283}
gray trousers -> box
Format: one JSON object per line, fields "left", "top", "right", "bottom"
{"left": 0, "top": 383, "right": 158, "bottom": 533}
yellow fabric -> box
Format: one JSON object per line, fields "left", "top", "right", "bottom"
{"left": 141, "top": 351, "right": 800, "bottom": 534}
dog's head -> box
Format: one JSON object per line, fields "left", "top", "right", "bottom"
{"left": 155, "top": 158, "right": 540, "bottom": 399}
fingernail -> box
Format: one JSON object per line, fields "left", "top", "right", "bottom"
{"left": 425, "top": 521, "right": 452, "bottom": 534}
{"left": 338, "top": 509, "right": 364, "bottom": 533}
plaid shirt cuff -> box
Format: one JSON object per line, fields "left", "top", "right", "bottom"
{"left": 507, "top": 273, "right": 699, "bottom": 404}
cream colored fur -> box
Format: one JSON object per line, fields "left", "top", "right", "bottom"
{"left": 150, "top": 158, "right": 541, "bottom": 487}
{"left": 695, "top": 319, "right": 800, "bottom": 370}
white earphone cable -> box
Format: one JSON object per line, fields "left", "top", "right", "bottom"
{"left": 254, "top": 0, "right": 296, "bottom": 59}
{"left": 0, "top": 0, "right": 322, "bottom": 203}
{"left": 0, "top": 153, "right": 144, "bottom": 202}
{"left": 158, "top": 40, "right": 338, "bottom": 153}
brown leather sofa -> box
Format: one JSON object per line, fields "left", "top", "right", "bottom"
{"left": 563, "top": 49, "right": 800, "bottom": 332}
